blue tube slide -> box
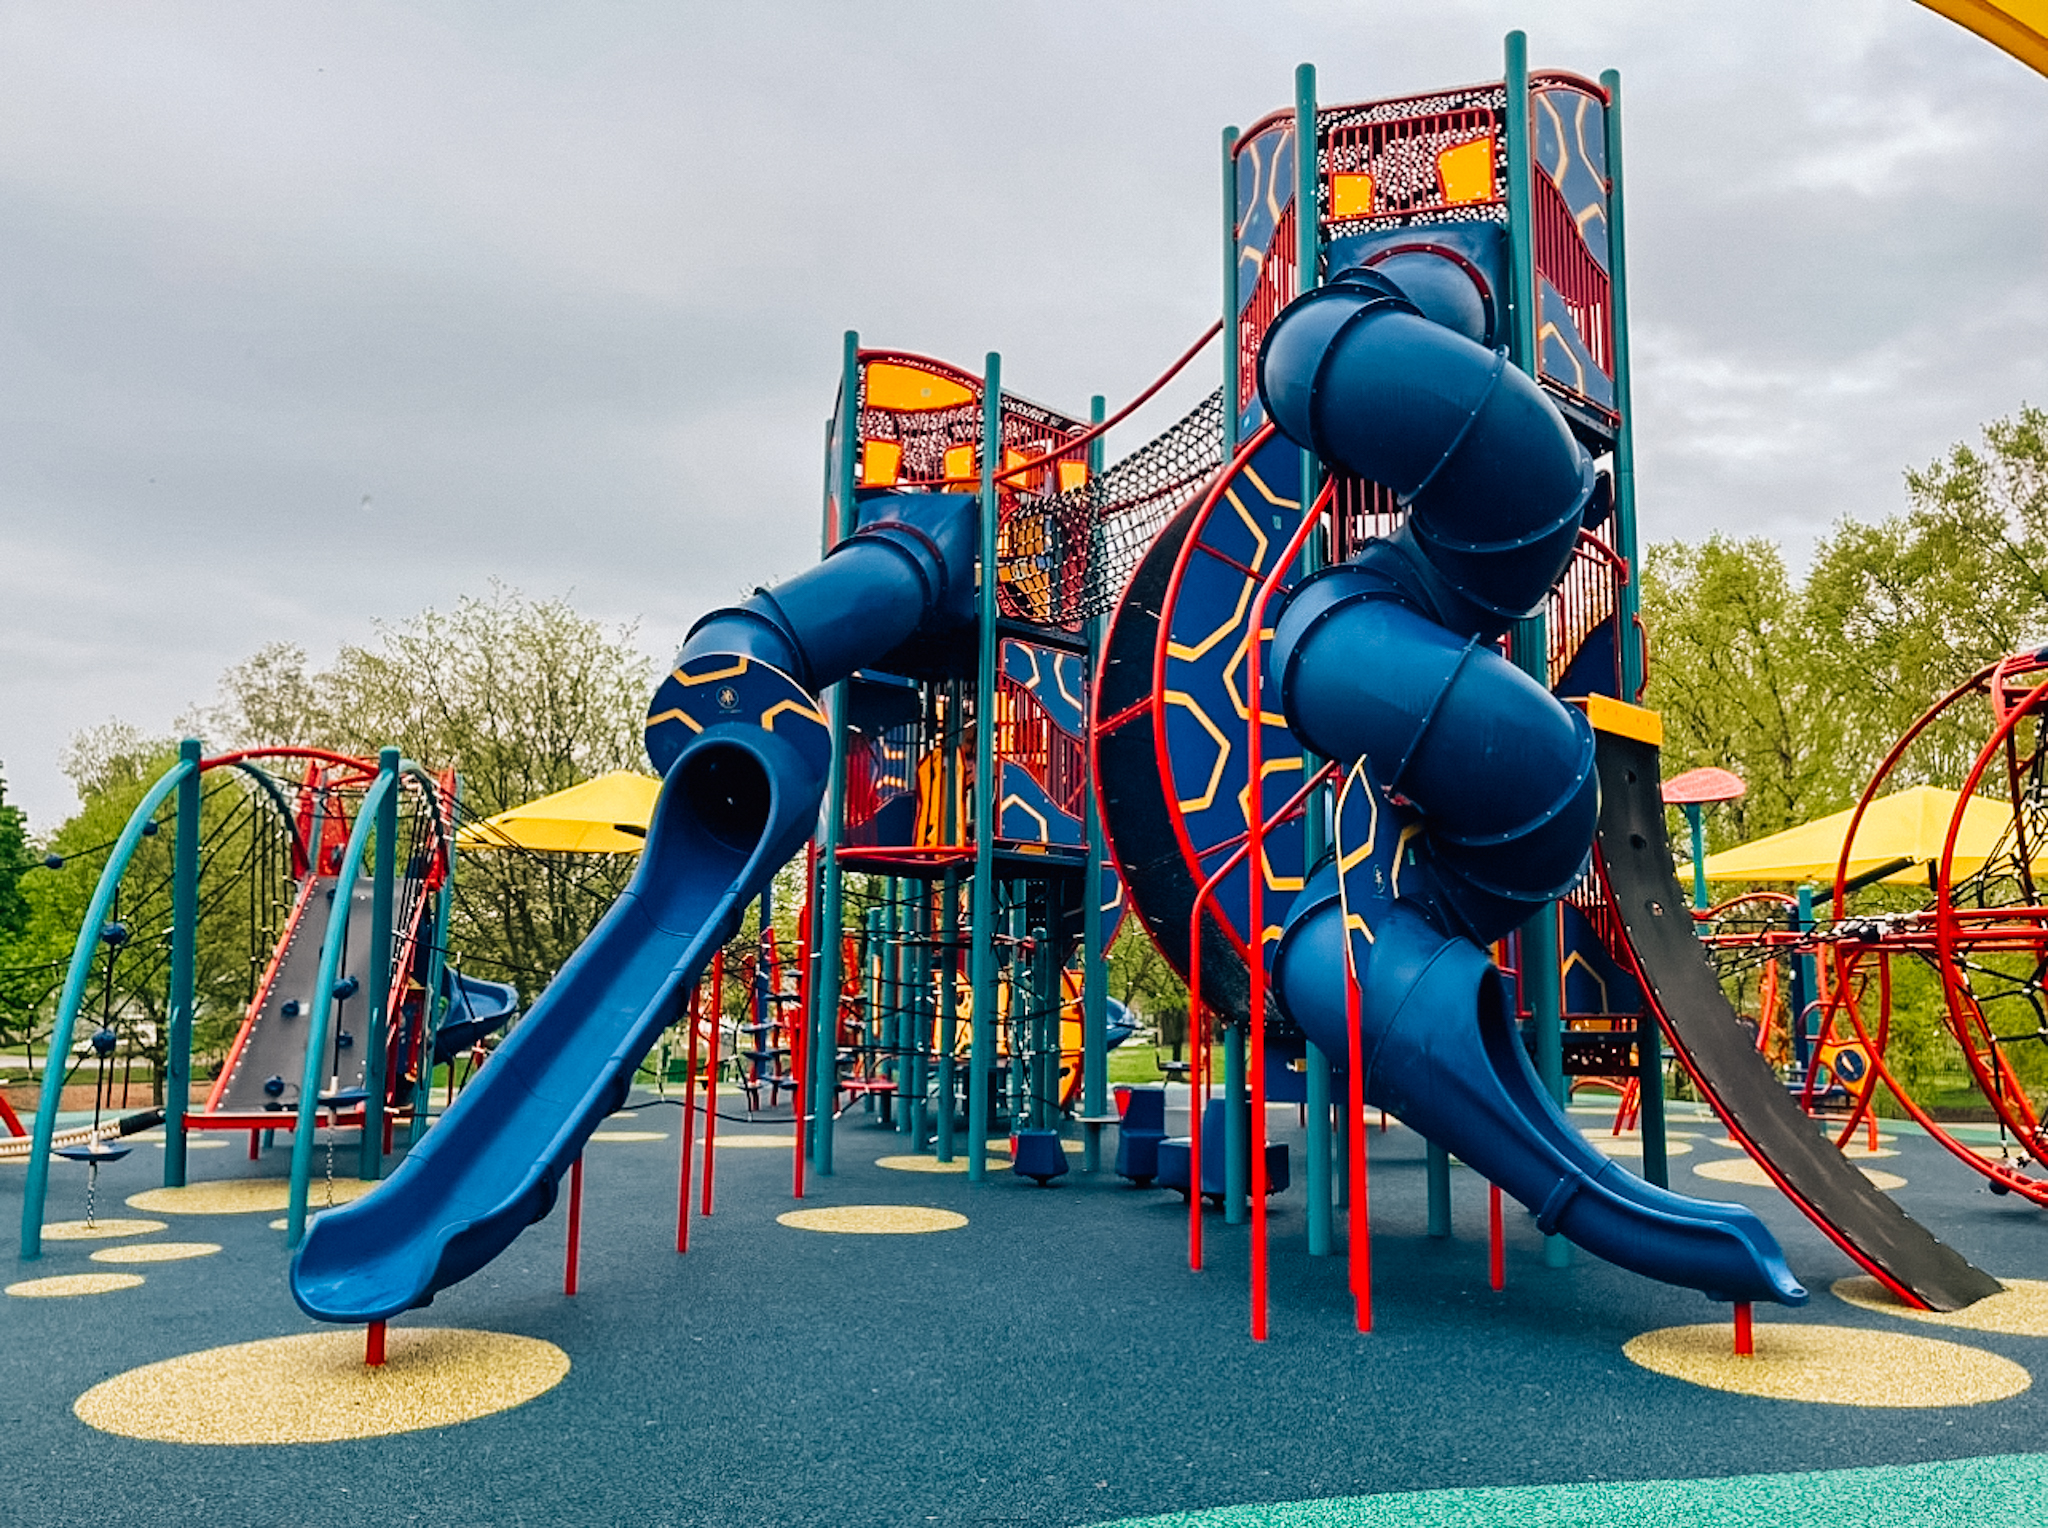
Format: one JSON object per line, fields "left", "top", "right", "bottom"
{"left": 291, "top": 494, "right": 977, "bottom": 1323}
{"left": 1260, "top": 272, "right": 1804, "bottom": 1306}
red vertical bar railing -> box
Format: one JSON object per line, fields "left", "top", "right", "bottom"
{"left": 1185, "top": 762, "right": 1336, "bottom": 1280}
{"left": 1345, "top": 947, "right": 1370, "bottom": 1333}
{"left": 793, "top": 849, "right": 815, "bottom": 1200}
{"left": 700, "top": 957, "right": 722, "bottom": 1217}
{"left": 1242, "top": 480, "right": 1335, "bottom": 1341}
{"left": 677, "top": 981, "right": 702, "bottom": 1253}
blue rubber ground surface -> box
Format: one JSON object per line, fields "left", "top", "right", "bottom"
{"left": 6, "top": 1096, "right": 2045, "bottom": 1527}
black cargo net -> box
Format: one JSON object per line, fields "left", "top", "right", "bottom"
{"left": 997, "top": 388, "right": 1225, "bottom": 627}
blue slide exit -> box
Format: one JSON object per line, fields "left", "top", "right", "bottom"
{"left": 292, "top": 494, "right": 978, "bottom": 1323}
{"left": 1261, "top": 270, "right": 1805, "bottom": 1307}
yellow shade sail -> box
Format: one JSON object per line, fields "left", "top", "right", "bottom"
{"left": 456, "top": 772, "right": 661, "bottom": 855}
{"left": 1686, "top": 785, "right": 2017, "bottom": 888}
{"left": 1916, "top": 0, "right": 2048, "bottom": 78}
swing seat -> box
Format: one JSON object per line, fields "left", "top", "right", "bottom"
{"left": 54, "top": 1142, "right": 132, "bottom": 1163}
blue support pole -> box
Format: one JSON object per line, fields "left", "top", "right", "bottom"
{"left": 1685, "top": 803, "right": 1710, "bottom": 912}
{"left": 967, "top": 351, "right": 1001, "bottom": 1181}
{"left": 287, "top": 756, "right": 398, "bottom": 1248}
{"left": 164, "top": 737, "right": 202, "bottom": 1188}
{"left": 359, "top": 747, "right": 399, "bottom": 1181}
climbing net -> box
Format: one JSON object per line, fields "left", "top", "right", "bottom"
{"left": 998, "top": 388, "right": 1226, "bottom": 628}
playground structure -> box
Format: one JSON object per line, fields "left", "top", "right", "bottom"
{"left": 13, "top": 30, "right": 2026, "bottom": 1348}
{"left": 1688, "top": 650, "right": 2048, "bottom": 1210}
{"left": 14, "top": 746, "right": 473, "bottom": 1254}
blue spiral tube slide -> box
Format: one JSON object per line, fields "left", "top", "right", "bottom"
{"left": 291, "top": 493, "right": 977, "bottom": 1322}
{"left": 1261, "top": 272, "right": 1805, "bottom": 1307}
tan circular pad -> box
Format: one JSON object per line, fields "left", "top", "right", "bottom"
{"left": 1624, "top": 1322, "right": 2029, "bottom": 1406}
{"left": 1834, "top": 1276, "right": 2048, "bottom": 1337}
{"left": 41, "top": 1218, "right": 167, "bottom": 1241}
{"left": 588, "top": 1130, "right": 667, "bottom": 1142}
{"left": 74, "top": 1328, "right": 570, "bottom": 1443}
{"left": 91, "top": 1241, "right": 222, "bottom": 1264}
{"left": 1589, "top": 1137, "right": 1693, "bottom": 1158}
{"left": 876, "top": 1155, "right": 971, "bottom": 1173}
{"left": 127, "top": 1177, "right": 378, "bottom": 1215}
{"left": 1693, "top": 1156, "right": 1905, "bottom": 1191}
{"left": 8, "top": 1273, "right": 146, "bottom": 1298}
{"left": 778, "top": 1205, "right": 968, "bottom": 1234}
{"left": 713, "top": 1136, "right": 793, "bottom": 1149}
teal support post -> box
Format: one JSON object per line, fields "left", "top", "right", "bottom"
{"left": 1292, "top": 59, "right": 1337, "bottom": 1257}
{"left": 890, "top": 882, "right": 912, "bottom": 1133}
{"left": 410, "top": 772, "right": 458, "bottom": 1146}
{"left": 1795, "top": 885, "right": 1819, "bottom": 1069}
{"left": 1080, "top": 394, "right": 1110, "bottom": 1173}
{"left": 359, "top": 748, "right": 399, "bottom": 1181}
{"left": 1600, "top": 67, "right": 1645, "bottom": 702}
{"left": 287, "top": 757, "right": 397, "bottom": 1248}
{"left": 1222, "top": 125, "right": 1241, "bottom": 443}
{"left": 20, "top": 758, "right": 195, "bottom": 1259}
{"left": 937, "top": 865, "right": 960, "bottom": 1161}
{"left": 909, "top": 880, "right": 932, "bottom": 1150}
{"left": 1223, "top": 1025, "right": 1247, "bottom": 1223}
{"left": 1504, "top": 29, "right": 1569, "bottom": 1268}
{"left": 1426, "top": 1142, "right": 1452, "bottom": 1237}
{"left": 164, "top": 737, "right": 202, "bottom": 1188}
{"left": 1684, "top": 803, "right": 1710, "bottom": 912}
{"left": 809, "top": 330, "right": 861, "bottom": 1174}
{"left": 967, "top": 351, "right": 1001, "bottom": 1181}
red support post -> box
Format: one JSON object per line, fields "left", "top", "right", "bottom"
{"left": 1734, "top": 1301, "right": 1754, "bottom": 1357}
{"left": 793, "top": 854, "right": 813, "bottom": 1200}
{"left": 701, "top": 955, "right": 723, "bottom": 1217}
{"left": 677, "top": 983, "right": 703, "bottom": 1253}
{"left": 365, "top": 1320, "right": 386, "bottom": 1367}
{"left": 248, "top": 1130, "right": 260, "bottom": 1161}
{"left": 1489, "top": 1183, "right": 1505, "bottom": 1291}
{"left": 564, "top": 1153, "right": 584, "bottom": 1296}
{"left": 1346, "top": 954, "right": 1371, "bottom": 1334}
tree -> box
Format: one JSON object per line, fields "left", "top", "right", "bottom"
{"left": 202, "top": 586, "right": 657, "bottom": 997}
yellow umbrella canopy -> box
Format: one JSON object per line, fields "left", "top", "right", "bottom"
{"left": 456, "top": 772, "right": 661, "bottom": 854}
{"left": 1915, "top": 0, "right": 2048, "bottom": 78}
{"left": 1685, "top": 785, "right": 2016, "bottom": 888}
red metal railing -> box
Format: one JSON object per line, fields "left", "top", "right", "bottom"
{"left": 1531, "top": 168, "right": 1614, "bottom": 385}
{"left": 1237, "top": 204, "right": 1296, "bottom": 412}
{"left": 1548, "top": 530, "right": 1626, "bottom": 691}
{"left": 1324, "top": 106, "right": 1502, "bottom": 223}
{"left": 994, "top": 675, "right": 1087, "bottom": 820}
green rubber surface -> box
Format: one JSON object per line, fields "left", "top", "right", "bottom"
{"left": 1090, "top": 1452, "right": 2048, "bottom": 1527}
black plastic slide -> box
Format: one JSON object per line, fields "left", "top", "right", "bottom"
{"left": 1592, "top": 719, "right": 2001, "bottom": 1312}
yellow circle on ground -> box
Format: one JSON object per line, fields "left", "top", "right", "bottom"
{"left": 1834, "top": 1276, "right": 2048, "bottom": 1337}
{"left": 589, "top": 1130, "right": 667, "bottom": 1142}
{"left": 127, "top": 1177, "right": 378, "bottom": 1216}
{"left": 41, "top": 1218, "right": 167, "bottom": 1241}
{"left": 1840, "top": 1143, "right": 1900, "bottom": 1159}
{"left": 1590, "top": 1137, "right": 1694, "bottom": 1159}
{"left": 1694, "top": 1157, "right": 1904, "bottom": 1191}
{"left": 714, "top": 1136, "right": 793, "bottom": 1148}
{"left": 1624, "top": 1322, "right": 2028, "bottom": 1406}
{"left": 876, "top": 1155, "right": 970, "bottom": 1173}
{"left": 73, "top": 1327, "right": 570, "bottom": 1444}
{"left": 91, "top": 1242, "right": 222, "bottom": 1265}
{"left": 155, "top": 1139, "right": 227, "bottom": 1149}
{"left": 778, "top": 1205, "right": 968, "bottom": 1234}
{"left": 8, "top": 1273, "right": 146, "bottom": 1298}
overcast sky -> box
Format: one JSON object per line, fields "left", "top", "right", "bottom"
{"left": 3, "top": 1, "right": 2043, "bottom": 830}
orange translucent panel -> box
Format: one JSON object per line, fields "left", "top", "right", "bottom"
{"left": 860, "top": 440, "right": 902, "bottom": 487}
{"left": 864, "top": 361, "right": 977, "bottom": 412}
{"left": 1436, "top": 138, "right": 1495, "bottom": 205}
{"left": 1055, "top": 460, "right": 1089, "bottom": 492}
{"left": 1330, "top": 172, "right": 1375, "bottom": 219}
{"left": 942, "top": 444, "right": 977, "bottom": 481}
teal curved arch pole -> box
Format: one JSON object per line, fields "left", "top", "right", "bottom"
{"left": 18, "top": 751, "right": 198, "bottom": 1260}
{"left": 285, "top": 751, "right": 400, "bottom": 1247}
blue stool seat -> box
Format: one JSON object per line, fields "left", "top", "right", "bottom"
{"left": 1011, "top": 1129, "right": 1070, "bottom": 1186}
{"left": 1155, "top": 1100, "right": 1290, "bottom": 1200}
{"left": 1114, "top": 1087, "right": 1168, "bottom": 1185}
